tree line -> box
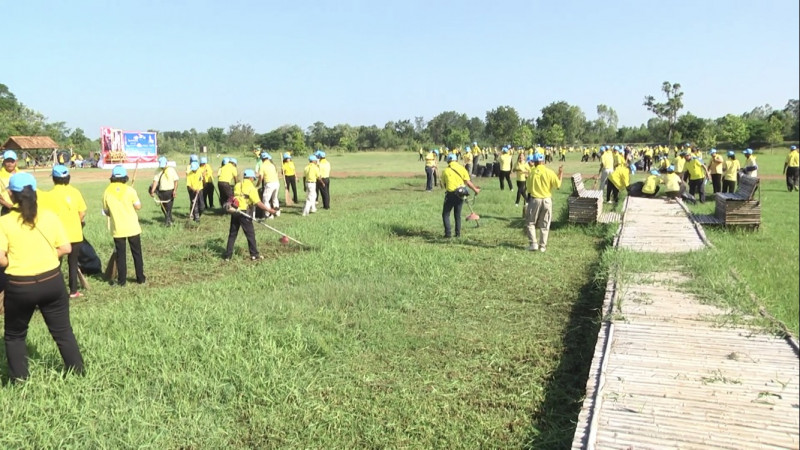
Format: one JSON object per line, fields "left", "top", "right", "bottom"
{"left": 1, "top": 82, "right": 797, "bottom": 158}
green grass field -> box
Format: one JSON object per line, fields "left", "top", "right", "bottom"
{"left": 0, "top": 149, "right": 796, "bottom": 448}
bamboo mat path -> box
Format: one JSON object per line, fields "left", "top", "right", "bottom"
{"left": 572, "top": 198, "right": 799, "bottom": 449}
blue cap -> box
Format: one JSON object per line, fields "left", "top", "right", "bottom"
{"left": 473, "top": 141, "right": 477, "bottom": 145}
{"left": 318, "top": 151, "right": 326, "bottom": 158}
{"left": 314, "top": 150, "right": 323, "bottom": 157}
{"left": 112, "top": 165, "right": 127, "bottom": 178}
{"left": 308, "top": 155, "right": 318, "bottom": 162}
{"left": 526, "top": 155, "right": 535, "bottom": 162}
{"left": 8, "top": 172, "right": 36, "bottom": 192}
{"left": 465, "top": 147, "right": 471, "bottom": 152}
{"left": 667, "top": 165, "right": 675, "bottom": 172}
{"left": 243, "top": 169, "right": 256, "bottom": 179}
{"left": 52, "top": 164, "right": 69, "bottom": 177}
{"left": 446, "top": 153, "right": 457, "bottom": 162}
{"left": 230, "top": 158, "right": 238, "bottom": 165}
{"left": 283, "top": 153, "right": 291, "bottom": 159}
{"left": 200, "top": 156, "right": 208, "bottom": 164}
{"left": 727, "top": 150, "right": 735, "bottom": 157}
{"left": 502, "top": 147, "right": 508, "bottom": 153}
{"left": 744, "top": 148, "right": 753, "bottom": 155}
{"left": 709, "top": 148, "right": 717, "bottom": 154}
{"left": 433, "top": 149, "right": 439, "bottom": 155}
{"left": 260, "top": 151, "right": 269, "bottom": 159}
{"left": 158, "top": 156, "right": 167, "bottom": 168}
{"left": 189, "top": 154, "right": 198, "bottom": 162}
{"left": 791, "top": 145, "right": 797, "bottom": 150}
{"left": 222, "top": 157, "right": 230, "bottom": 165}
{"left": 532, "top": 153, "right": 545, "bottom": 162}
{"left": 190, "top": 161, "right": 199, "bottom": 172}
{"left": 3, "top": 150, "right": 17, "bottom": 161}
{"left": 650, "top": 170, "right": 659, "bottom": 176}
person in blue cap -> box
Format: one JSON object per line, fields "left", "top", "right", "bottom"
{"left": 186, "top": 161, "right": 204, "bottom": 222}
{"left": 0, "top": 172, "right": 84, "bottom": 381}
{"left": 0, "top": 150, "right": 23, "bottom": 215}
{"left": 741, "top": 148, "right": 758, "bottom": 178}
{"left": 783, "top": 145, "right": 799, "bottom": 192}
{"left": 302, "top": 155, "right": 322, "bottom": 216}
{"left": 498, "top": 147, "right": 513, "bottom": 191}
{"left": 525, "top": 153, "right": 563, "bottom": 252}
{"left": 103, "top": 166, "right": 145, "bottom": 285}
{"left": 38, "top": 165, "right": 88, "bottom": 298}
{"left": 424, "top": 149, "right": 437, "bottom": 191}
{"left": 149, "top": 156, "right": 180, "bottom": 226}
{"left": 223, "top": 169, "right": 277, "bottom": 261}
{"left": 199, "top": 156, "right": 215, "bottom": 209}
{"left": 441, "top": 153, "right": 480, "bottom": 238}
{"left": 281, "top": 153, "right": 298, "bottom": 204}
{"left": 641, "top": 169, "right": 661, "bottom": 198}
{"left": 317, "top": 151, "right": 331, "bottom": 209}
{"left": 722, "top": 151, "right": 740, "bottom": 193}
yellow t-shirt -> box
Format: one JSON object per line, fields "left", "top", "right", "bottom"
{"left": 318, "top": 159, "right": 331, "bottom": 178}
{"left": 463, "top": 153, "right": 473, "bottom": 164}
{"left": 613, "top": 152, "right": 625, "bottom": 167}
{"left": 662, "top": 173, "right": 681, "bottom": 192}
{"left": 513, "top": 160, "right": 530, "bottom": 181}
{"left": 642, "top": 175, "right": 659, "bottom": 195}
{"left": 0, "top": 209, "right": 68, "bottom": 276}
{"left": 674, "top": 157, "right": 686, "bottom": 174}
{"left": 499, "top": 153, "right": 513, "bottom": 171}
{"left": 608, "top": 165, "right": 631, "bottom": 190}
{"left": 199, "top": 164, "right": 214, "bottom": 183}
{"left": 685, "top": 159, "right": 705, "bottom": 180}
{"left": 787, "top": 150, "right": 799, "bottom": 168}
{"left": 38, "top": 185, "right": 87, "bottom": 243}
{"left": 425, "top": 153, "right": 436, "bottom": 167}
{"left": 282, "top": 160, "right": 296, "bottom": 177}
{"left": 442, "top": 162, "right": 470, "bottom": 192}
{"left": 218, "top": 164, "right": 237, "bottom": 184}
{"left": 304, "top": 163, "right": 320, "bottom": 183}
{"left": 153, "top": 167, "right": 179, "bottom": 191}
{"left": 526, "top": 164, "right": 561, "bottom": 199}
{"left": 723, "top": 159, "right": 741, "bottom": 181}
{"left": 103, "top": 183, "right": 142, "bottom": 238}
{"left": 233, "top": 179, "right": 260, "bottom": 211}
{"left": 0, "top": 167, "right": 22, "bottom": 206}
{"left": 600, "top": 152, "right": 614, "bottom": 170}
{"left": 708, "top": 155, "right": 724, "bottom": 175}
{"left": 258, "top": 161, "right": 279, "bottom": 183}
{"left": 186, "top": 171, "right": 204, "bottom": 191}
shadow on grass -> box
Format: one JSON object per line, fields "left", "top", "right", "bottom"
{"left": 523, "top": 232, "right": 611, "bottom": 449}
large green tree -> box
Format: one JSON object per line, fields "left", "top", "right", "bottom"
{"left": 644, "top": 81, "right": 684, "bottom": 145}
{"left": 718, "top": 114, "right": 749, "bottom": 148}
{"left": 485, "top": 106, "right": 520, "bottom": 145}
{"left": 536, "top": 101, "right": 586, "bottom": 145}
{"left": 427, "top": 111, "right": 469, "bottom": 146}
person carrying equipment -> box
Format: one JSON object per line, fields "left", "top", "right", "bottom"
{"left": 524, "top": 153, "right": 563, "bottom": 252}
{"left": 217, "top": 157, "right": 237, "bottom": 208}
{"left": 104, "top": 166, "right": 145, "bottom": 285}
{"left": 741, "top": 148, "right": 758, "bottom": 178}
{"left": 186, "top": 161, "right": 204, "bottom": 222}
{"left": 0, "top": 172, "right": 84, "bottom": 382}
{"left": 257, "top": 152, "right": 281, "bottom": 218}
{"left": 783, "top": 145, "right": 799, "bottom": 192}
{"left": 222, "top": 169, "right": 277, "bottom": 261}
{"left": 440, "top": 153, "right": 480, "bottom": 238}
{"left": 149, "top": 156, "right": 179, "bottom": 226}
{"left": 38, "top": 165, "right": 88, "bottom": 298}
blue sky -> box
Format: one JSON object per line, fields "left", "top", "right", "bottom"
{"left": 5, "top": 0, "right": 799, "bottom": 139}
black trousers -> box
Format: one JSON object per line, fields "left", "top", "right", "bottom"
{"left": 425, "top": 166, "right": 435, "bottom": 191}
{"left": 284, "top": 176, "right": 298, "bottom": 203}
{"left": 711, "top": 174, "right": 722, "bottom": 193}
{"left": 115, "top": 234, "right": 145, "bottom": 285}
{"left": 442, "top": 192, "right": 463, "bottom": 237}
{"left": 606, "top": 182, "right": 620, "bottom": 202}
{"left": 644, "top": 156, "right": 652, "bottom": 172}
{"left": 688, "top": 179, "right": 706, "bottom": 202}
{"left": 516, "top": 180, "right": 527, "bottom": 204}
{"left": 66, "top": 241, "right": 83, "bottom": 294}
{"left": 722, "top": 179, "right": 736, "bottom": 193}
{"left": 203, "top": 182, "right": 215, "bottom": 208}
{"left": 642, "top": 186, "right": 660, "bottom": 198}
{"left": 5, "top": 267, "right": 84, "bottom": 381}
{"left": 157, "top": 189, "right": 174, "bottom": 225}
{"left": 787, "top": 167, "right": 799, "bottom": 191}
{"left": 499, "top": 170, "right": 512, "bottom": 190}
{"left": 224, "top": 212, "right": 258, "bottom": 258}
{"left": 187, "top": 188, "right": 204, "bottom": 219}
{"left": 318, "top": 178, "right": 330, "bottom": 209}
{"left": 218, "top": 181, "right": 233, "bottom": 208}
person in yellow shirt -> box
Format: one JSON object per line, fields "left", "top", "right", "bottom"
{"left": 684, "top": 154, "right": 709, "bottom": 203}
{"left": 472, "top": 142, "right": 482, "bottom": 173}
{"left": 742, "top": 148, "right": 758, "bottom": 178}
{"left": 103, "top": 166, "right": 145, "bottom": 286}
{"left": 303, "top": 155, "right": 323, "bottom": 216}
{"left": 597, "top": 147, "right": 614, "bottom": 189}
{"left": 186, "top": 161, "right": 204, "bottom": 222}
{"left": 257, "top": 152, "right": 280, "bottom": 218}
{"left": 463, "top": 146, "right": 474, "bottom": 174}
{"left": 424, "top": 150, "right": 437, "bottom": 191}
{"left": 217, "top": 157, "right": 238, "bottom": 209}
{"left": 39, "top": 165, "right": 88, "bottom": 298}
{"left": 513, "top": 152, "right": 530, "bottom": 207}
{"left": 441, "top": 153, "right": 480, "bottom": 238}
{"left": 316, "top": 151, "right": 332, "bottom": 210}
{"left": 722, "top": 151, "right": 740, "bottom": 193}
{"left": 661, "top": 165, "right": 685, "bottom": 202}
{"left": 281, "top": 153, "right": 298, "bottom": 204}
{"left": 499, "top": 147, "right": 513, "bottom": 191}
{"left": 674, "top": 151, "right": 688, "bottom": 181}
{"left": 706, "top": 149, "right": 725, "bottom": 194}
{"left": 607, "top": 163, "right": 634, "bottom": 204}
{"left": 525, "top": 153, "right": 563, "bottom": 252}
{"left": 223, "top": 169, "right": 277, "bottom": 261}
{"left": 199, "top": 156, "right": 215, "bottom": 209}
{"left": 149, "top": 156, "right": 180, "bottom": 226}
{"left": 0, "top": 172, "right": 83, "bottom": 382}
{"left": 0, "top": 150, "right": 23, "bottom": 215}
{"left": 783, "top": 145, "right": 799, "bottom": 192}
{"left": 641, "top": 170, "right": 661, "bottom": 198}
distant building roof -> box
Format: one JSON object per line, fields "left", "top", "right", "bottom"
{"left": 1, "top": 136, "right": 59, "bottom": 150}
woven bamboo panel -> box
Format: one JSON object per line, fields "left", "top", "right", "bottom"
{"left": 568, "top": 196, "right": 602, "bottom": 223}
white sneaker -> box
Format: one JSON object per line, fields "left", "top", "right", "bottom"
{"left": 527, "top": 243, "right": 539, "bottom": 251}
{"left": 539, "top": 246, "right": 546, "bottom": 253}
{"left": 302, "top": 212, "right": 308, "bottom": 216}
{"left": 515, "top": 203, "right": 519, "bottom": 207}
{"left": 606, "top": 201, "right": 613, "bottom": 204}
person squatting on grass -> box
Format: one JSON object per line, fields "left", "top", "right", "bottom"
{"left": 217, "top": 157, "right": 237, "bottom": 209}
{"left": 186, "top": 161, "right": 204, "bottom": 222}
{"left": 281, "top": 153, "right": 298, "bottom": 204}
{"left": 661, "top": 165, "right": 685, "bottom": 202}
{"left": 783, "top": 145, "right": 799, "bottom": 192}
{"left": 39, "top": 165, "right": 87, "bottom": 298}
{"left": 641, "top": 170, "right": 661, "bottom": 198}
{"left": 607, "top": 163, "right": 635, "bottom": 204}
{"left": 104, "top": 165, "right": 146, "bottom": 286}
{"left": 222, "top": 169, "right": 277, "bottom": 261}
{"left": 302, "top": 155, "right": 322, "bottom": 216}
{"left": 149, "top": 156, "right": 179, "bottom": 226}
{"left": 524, "top": 153, "right": 563, "bottom": 252}
{"left": 513, "top": 151, "right": 530, "bottom": 207}
{"left": 441, "top": 153, "right": 480, "bottom": 238}
{"left": 257, "top": 152, "right": 281, "bottom": 219}
{"left": 0, "top": 173, "right": 84, "bottom": 382}
{"left": 316, "top": 151, "right": 331, "bottom": 210}
{"left": 722, "top": 151, "right": 740, "bottom": 193}
{"left": 498, "top": 147, "right": 513, "bottom": 191}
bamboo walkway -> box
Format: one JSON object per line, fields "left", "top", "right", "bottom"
{"left": 572, "top": 198, "right": 800, "bottom": 449}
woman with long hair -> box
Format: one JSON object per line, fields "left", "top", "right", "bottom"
{"left": 0, "top": 172, "right": 83, "bottom": 381}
